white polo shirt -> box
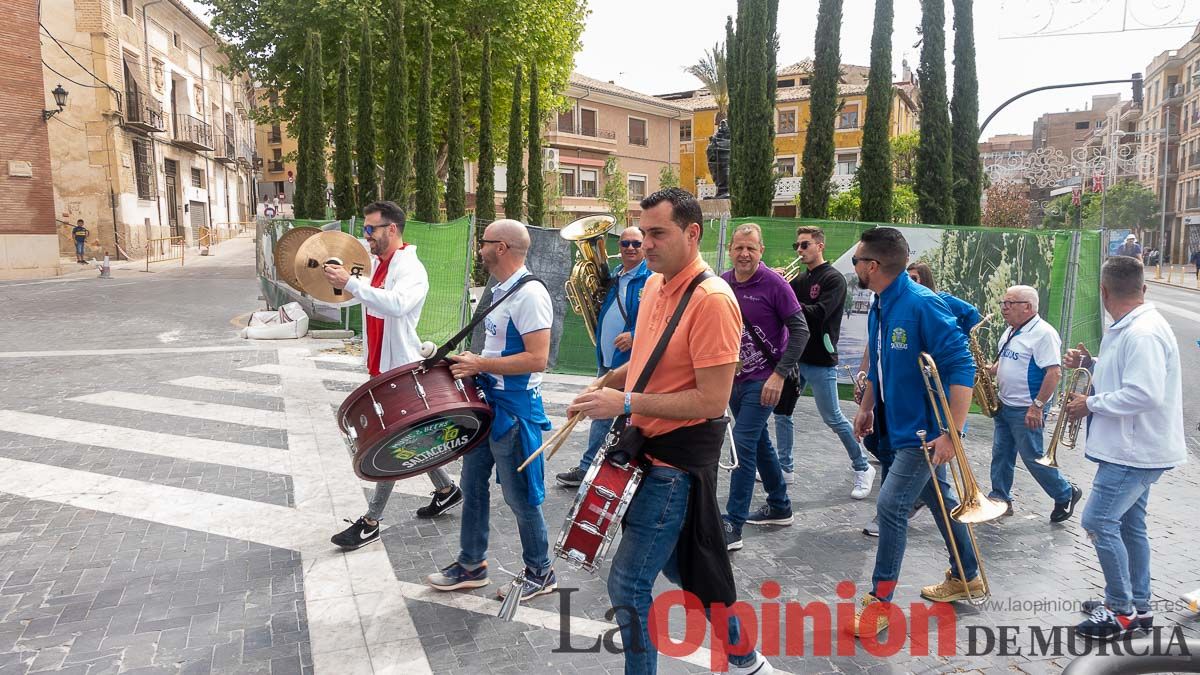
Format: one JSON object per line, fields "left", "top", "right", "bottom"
{"left": 996, "top": 315, "right": 1062, "bottom": 408}
{"left": 481, "top": 266, "right": 553, "bottom": 391}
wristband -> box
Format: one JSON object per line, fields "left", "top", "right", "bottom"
{"left": 624, "top": 392, "right": 632, "bottom": 416}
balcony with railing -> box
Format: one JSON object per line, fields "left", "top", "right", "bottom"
{"left": 122, "top": 91, "right": 166, "bottom": 133}
{"left": 268, "top": 160, "right": 285, "bottom": 173}
{"left": 237, "top": 140, "right": 254, "bottom": 166}
{"left": 172, "top": 113, "right": 213, "bottom": 151}
{"left": 267, "top": 130, "right": 282, "bottom": 144}
{"left": 561, "top": 186, "right": 599, "bottom": 199}
{"left": 548, "top": 121, "right": 617, "bottom": 153}
{"left": 213, "top": 133, "right": 236, "bottom": 164}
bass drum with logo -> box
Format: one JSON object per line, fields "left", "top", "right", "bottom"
{"left": 338, "top": 360, "right": 493, "bottom": 481}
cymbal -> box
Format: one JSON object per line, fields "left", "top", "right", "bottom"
{"left": 274, "top": 227, "right": 321, "bottom": 291}
{"left": 293, "top": 230, "right": 371, "bottom": 304}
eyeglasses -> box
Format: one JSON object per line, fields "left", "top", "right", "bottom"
{"left": 619, "top": 240, "right": 643, "bottom": 249}
{"left": 363, "top": 223, "right": 394, "bottom": 237}
{"left": 480, "top": 238, "right": 506, "bottom": 247}
{"left": 1000, "top": 300, "right": 1031, "bottom": 308}
{"left": 792, "top": 241, "right": 813, "bottom": 251}
{"left": 851, "top": 256, "right": 878, "bottom": 267}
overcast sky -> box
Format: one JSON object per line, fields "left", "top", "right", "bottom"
{"left": 186, "top": 0, "right": 1200, "bottom": 138}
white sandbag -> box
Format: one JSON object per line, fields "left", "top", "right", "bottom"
{"left": 242, "top": 302, "right": 309, "bottom": 339}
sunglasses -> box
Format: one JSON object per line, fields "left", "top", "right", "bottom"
{"left": 480, "top": 238, "right": 506, "bottom": 247}
{"left": 792, "top": 241, "right": 814, "bottom": 251}
{"left": 363, "top": 223, "right": 396, "bottom": 237}
{"left": 851, "top": 256, "right": 879, "bottom": 267}
{"left": 619, "top": 240, "right": 643, "bottom": 249}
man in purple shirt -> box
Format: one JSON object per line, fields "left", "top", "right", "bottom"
{"left": 721, "top": 223, "right": 810, "bottom": 552}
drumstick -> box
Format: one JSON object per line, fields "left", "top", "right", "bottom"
{"left": 517, "top": 413, "right": 581, "bottom": 472}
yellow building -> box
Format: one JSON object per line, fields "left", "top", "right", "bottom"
{"left": 663, "top": 60, "right": 920, "bottom": 215}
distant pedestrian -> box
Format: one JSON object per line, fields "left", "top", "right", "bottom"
{"left": 71, "top": 219, "right": 89, "bottom": 264}
{"left": 1190, "top": 249, "right": 1200, "bottom": 279}
{"left": 1116, "top": 234, "right": 1142, "bottom": 259}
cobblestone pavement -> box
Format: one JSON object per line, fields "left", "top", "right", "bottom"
{"left": 0, "top": 238, "right": 1197, "bottom": 674}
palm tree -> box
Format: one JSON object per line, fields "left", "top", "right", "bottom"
{"left": 685, "top": 42, "right": 728, "bottom": 123}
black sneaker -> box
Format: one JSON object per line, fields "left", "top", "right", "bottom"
{"left": 497, "top": 568, "right": 557, "bottom": 601}
{"left": 723, "top": 519, "right": 743, "bottom": 551}
{"left": 330, "top": 516, "right": 380, "bottom": 550}
{"left": 745, "top": 504, "right": 794, "bottom": 526}
{"left": 1050, "top": 485, "right": 1082, "bottom": 523}
{"left": 1080, "top": 600, "right": 1153, "bottom": 631}
{"left": 416, "top": 485, "right": 463, "bottom": 518}
{"left": 1076, "top": 604, "right": 1139, "bottom": 640}
{"left": 555, "top": 466, "right": 586, "bottom": 487}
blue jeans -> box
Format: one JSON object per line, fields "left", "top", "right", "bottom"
{"left": 773, "top": 363, "right": 868, "bottom": 473}
{"left": 579, "top": 367, "right": 612, "bottom": 471}
{"left": 988, "top": 404, "right": 1073, "bottom": 504}
{"left": 872, "top": 445, "right": 979, "bottom": 601}
{"left": 1081, "top": 460, "right": 1166, "bottom": 615}
{"left": 458, "top": 426, "right": 550, "bottom": 574}
{"left": 726, "top": 379, "right": 790, "bottom": 528}
{"left": 74, "top": 240, "right": 85, "bottom": 256}
{"left": 608, "top": 466, "right": 756, "bottom": 674}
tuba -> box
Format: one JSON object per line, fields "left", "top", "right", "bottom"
{"left": 1036, "top": 368, "right": 1092, "bottom": 468}
{"left": 969, "top": 314, "right": 1001, "bottom": 418}
{"left": 917, "top": 352, "right": 1008, "bottom": 605}
{"left": 561, "top": 215, "right": 618, "bottom": 346}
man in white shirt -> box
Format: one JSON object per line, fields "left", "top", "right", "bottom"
{"left": 1064, "top": 256, "right": 1186, "bottom": 640}
{"left": 987, "top": 285, "right": 1080, "bottom": 522}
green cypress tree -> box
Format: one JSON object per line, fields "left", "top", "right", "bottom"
{"left": 728, "top": 0, "right": 777, "bottom": 216}
{"left": 916, "top": 0, "right": 954, "bottom": 225}
{"left": 444, "top": 45, "right": 466, "bottom": 220}
{"left": 724, "top": 14, "right": 738, "bottom": 199}
{"left": 951, "top": 0, "right": 981, "bottom": 226}
{"left": 332, "top": 40, "right": 356, "bottom": 221}
{"left": 381, "top": 0, "right": 410, "bottom": 206}
{"left": 476, "top": 34, "right": 496, "bottom": 224}
{"left": 859, "top": 0, "right": 894, "bottom": 223}
{"left": 293, "top": 39, "right": 312, "bottom": 217}
{"left": 355, "top": 16, "right": 378, "bottom": 207}
{"left": 503, "top": 64, "right": 524, "bottom": 220}
{"left": 526, "top": 62, "right": 545, "bottom": 227}
{"left": 295, "top": 31, "right": 326, "bottom": 219}
{"left": 799, "top": 0, "right": 842, "bottom": 218}
{"left": 414, "top": 19, "right": 438, "bottom": 222}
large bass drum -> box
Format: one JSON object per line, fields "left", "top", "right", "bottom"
{"left": 338, "top": 360, "right": 493, "bottom": 481}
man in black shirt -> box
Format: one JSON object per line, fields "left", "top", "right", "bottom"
{"left": 774, "top": 225, "right": 875, "bottom": 499}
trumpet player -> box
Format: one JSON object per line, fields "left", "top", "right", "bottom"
{"left": 986, "top": 285, "right": 1081, "bottom": 522}
{"left": 848, "top": 227, "right": 983, "bottom": 637}
{"left": 1063, "top": 256, "right": 1185, "bottom": 640}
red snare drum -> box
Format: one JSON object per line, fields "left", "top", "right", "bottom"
{"left": 554, "top": 455, "right": 643, "bottom": 574}
{"left": 338, "top": 360, "right": 493, "bottom": 481}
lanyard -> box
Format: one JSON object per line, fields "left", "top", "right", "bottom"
{"left": 998, "top": 316, "right": 1037, "bottom": 357}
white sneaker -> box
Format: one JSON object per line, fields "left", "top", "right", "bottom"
{"left": 782, "top": 471, "right": 794, "bottom": 485}
{"left": 862, "top": 515, "right": 880, "bottom": 537}
{"left": 1183, "top": 588, "right": 1200, "bottom": 612}
{"left": 851, "top": 465, "right": 876, "bottom": 500}
{"left": 721, "top": 650, "right": 774, "bottom": 674}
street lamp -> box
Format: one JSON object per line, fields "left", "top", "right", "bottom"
{"left": 1155, "top": 90, "right": 1184, "bottom": 278}
{"left": 42, "top": 84, "right": 68, "bottom": 121}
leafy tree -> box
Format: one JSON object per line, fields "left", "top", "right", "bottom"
{"left": 799, "top": 0, "right": 843, "bottom": 219}
{"left": 601, "top": 156, "right": 629, "bottom": 225}
{"left": 503, "top": 64, "right": 525, "bottom": 220}
{"left": 527, "top": 62, "right": 545, "bottom": 227}
{"left": 685, "top": 43, "right": 728, "bottom": 123}
{"left": 727, "top": 0, "right": 780, "bottom": 217}
{"left": 414, "top": 19, "right": 439, "bottom": 222}
{"left": 982, "top": 182, "right": 1032, "bottom": 228}
{"left": 543, "top": 158, "right": 565, "bottom": 227}
{"left": 658, "top": 165, "right": 680, "bottom": 189}
{"left": 475, "top": 33, "right": 496, "bottom": 224}
{"left": 332, "top": 40, "right": 356, "bottom": 221}
{"left": 821, "top": 181, "right": 918, "bottom": 223}
{"left": 355, "top": 17, "right": 378, "bottom": 207}
{"left": 1042, "top": 180, "right": 1158, "bottom": 229}
{"left": 891, "top": 131, "right": 919, "bottom": 184}
{"left": 444, "top": 45, "right": 466, "bottom": 220}
{"left": 381, "top": 0, "right": 410, "bottom": 205}
{"left": 950, "top": 0, "right": 981, "bottom": 225}
{"left": 915, "top": 0, "right": 954, "bottom": 225}
{"left": 828, "top": 185, "right": 861, "bottom": 222}
{"left": 294, "top": 31, "right": 326, "bottom": 219}
{"left": 859, "top": 0, "right": 893, "bottom": 223}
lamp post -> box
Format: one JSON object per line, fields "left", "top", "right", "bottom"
{"left": 1157, "top": 90, "right": 1184, "bottom": 278}
{"left": 42, "top": 84, "right": 68, "bottom": 121}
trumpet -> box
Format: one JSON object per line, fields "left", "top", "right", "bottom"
{"left": 1036, "top": 368, "right": 1092, "bottom": 468}
{"left": 779, "top": 256, "right": 803, "bottom": 282}
{"left": 917, "top": 351, "right": 1008, "bottom": 605}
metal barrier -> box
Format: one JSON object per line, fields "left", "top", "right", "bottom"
{"left": 198, "top": 222, "right": 256, "bottom": 250}
{"left": 145, "top": 236, "right": 184, "bottom": 271}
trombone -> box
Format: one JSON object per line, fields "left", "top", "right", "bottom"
{"left": 917, "top": 352, "right": 1008, "bottom": 605}
{"left": 1036, "top": 368, "right": 1092, "bottom": 468}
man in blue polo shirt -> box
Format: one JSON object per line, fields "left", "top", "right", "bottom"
{"left": 988, "top": 285, "right": 1081, "bottom": 522}
{"left": 555, "top": 226, "right": 651, "bottom": 487}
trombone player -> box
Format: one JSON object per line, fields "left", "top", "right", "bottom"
{"left": 986, "top": 285, "right": 1082, "bottom": 522}
{"left": 848, "top": 227, "right": 983, "bottom": 638}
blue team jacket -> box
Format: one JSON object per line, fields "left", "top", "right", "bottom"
{"left": 593, "top": 260, "right": 652, "bottom": 369}
{"left": 937, "top": 291, "right": 982, "bottom": 337}
{"left": 867, "top": 273, "right": 976, "bottom": 449}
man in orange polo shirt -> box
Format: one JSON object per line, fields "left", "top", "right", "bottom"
{"left": 569, "top": 188, "right": 773, "bottom": 674}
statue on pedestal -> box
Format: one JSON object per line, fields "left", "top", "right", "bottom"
{"left": 706, "top": 119, "right": 731, "bottom": 199}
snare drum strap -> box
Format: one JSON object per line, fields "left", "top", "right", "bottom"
{"left": 422, "top": 275, "right": 547, "bottom": 368}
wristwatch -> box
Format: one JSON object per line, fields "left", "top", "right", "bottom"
{"left": 1032, "top": 398, "right": 1045, "bottom": 409}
